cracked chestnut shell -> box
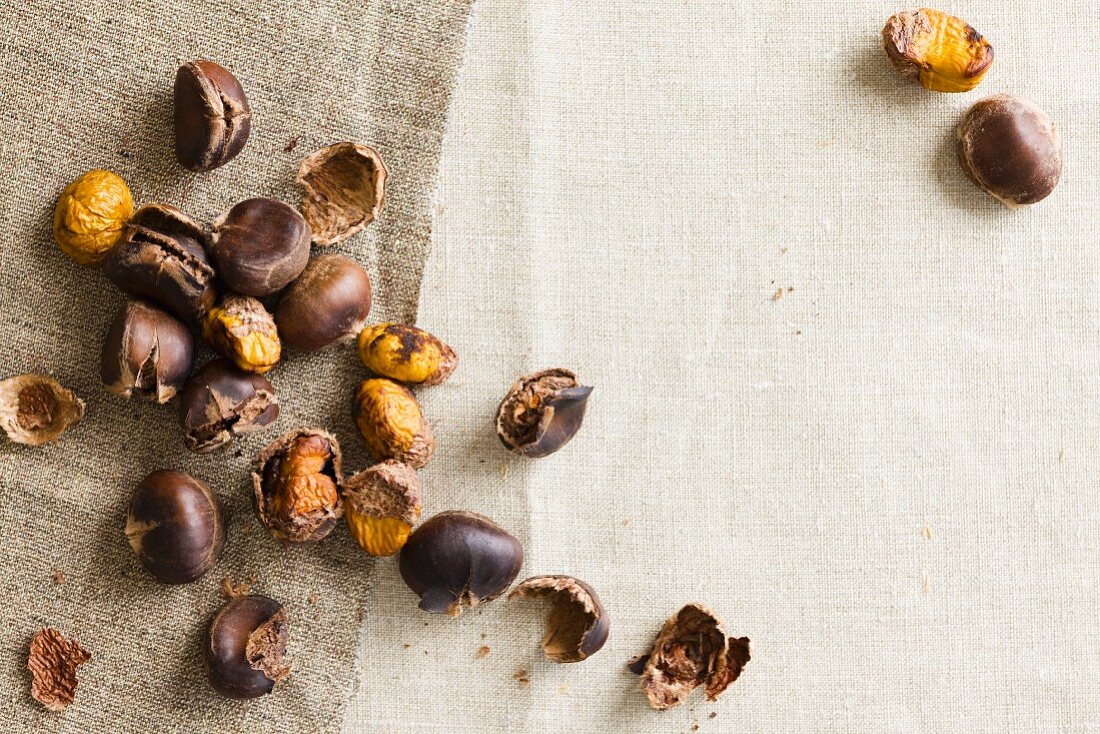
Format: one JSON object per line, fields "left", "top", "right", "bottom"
{"left": 100, "top": 300, "right": 194, "bottom": 403}
{"left": 297, "top": 142, "right": 388, "bottom": 246}
{"left": 103, "top": 204, "right": 216, "bottom": 323}
{"left": 204, "top": 594, "right": 290, "bottom": 699}
{"left": 399, "top": 510, "right": 523, "bottom": 615}
{"left": 0, "top": 374, "right": 84, "bottom": 446}
{"left": 275, "top": 254, "right": 372, "bottom": 351}
{"left": 125, "top": 469, "right": 225, "bottom": 584}
{"left": 211, "top": 199, "right": 311, "bottom": 297}
{"left": 251, "top": 428, "right": 343, "bottom": 543}
{"left": 495, "top": 368, "right": 592, "bottom": 458}
{"left": 509, "top": 575, "right": 609, "bottom": 663}
{"left": 178, "top": 359, "right": 279, "bottom": 453}
{"left": 174, "top": 60, "right": 251, "bottom": 172}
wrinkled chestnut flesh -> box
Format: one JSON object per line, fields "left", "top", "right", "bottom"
{"left": 0, "top": 374, "right": 84, "bottom": 446}
{"left": 211, "top": 198, "right": 311, "bottom": 297}
{"left": 251, "top": 428, "right": 343, "bottom": 543}
{"left": 125, "top": 469, "right": 226, "bottom": 584}
{"left": 297, "top": 142, "right": 388, "bottom": 246}
{"left": 631, "top": 603, "right": 751, "bottom": 711}
{"left": 496, "top": 368, "right": 592, "bottom": 458}
{"left": 100, "top": 300, "right": 194, "bottom": 403}
{"left": 204, "top": 595, "right": 290, "bottom": 699}
{"left": 275, "top": 254, "right": 372, "bottom": 351}
{"left": 28, "top": 628, "right": 91, "bottom": 711}
{"left": 509, "top": 575, "right": 609, "bottom": 663}
{"left": 399, "top": 510, "right": 523, "bottom": 615}
{"left": 357, "top": 323, "right": 457, "bottom": 386}
{"left": 178, "top": 359, "right": 278, "bottom": 453}
{"left": 174, "top": 60, "right": 252, "bottom": 172}
{"left": 343, "top": 460, "right": 421, "bottom": 557}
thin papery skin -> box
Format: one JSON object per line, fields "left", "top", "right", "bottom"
{"left": 0, "top": 374, "right": 84, "bottom": 445}
{"left": 28, "top": 628, "right": 91, "bottom": 711}
{"left": 297, "top": 142, "right": 388, "bottom": 246}
{"left": 509, "top": 575, "right": 609, "bottom": 662}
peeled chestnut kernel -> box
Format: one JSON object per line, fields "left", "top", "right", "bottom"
{"left": 211, "top": 199, "right": 311, "bottom": 297}
{"left": 496, "top": 368, "right": 592, "bottom": 458}
{"left": 357, "top": 323, "right": 457, "bottom": 385}
{"left": 399, "top": 510, "right": 523, "bottom": 615}
{"left": 297, "top": 142, "right": 388, "bottom": 246}
{"left": 275, "top": 254, "right": 372, "bottom": 351}
{"left": 178, "top": 359, "right": 279, "bottom": 453}
{"left": 0, "top": 374, "right": 84, "bottom": 446}
{"left": 353, "top": 378, "right": 435, "bottom": 468}
{"left": 204, "top": 594, "right": 290, "bottom": 699}
{"left": 509, "top": 576, "right": 609, "bottom": 663}
{"left": 343, "top": 460, "right": 421, "bottom": 557}
{"left": 174, "top": 60, "right": 251, "bottom": 172}
{"left": 53, "top": 169, "right": 134, "bottom": 266}
{"left": 202, "top": 295, "right": 281, "bottom": 374}
{"left": 630, "top": 603, "right": 751, "bottom": 711}
{"left": 125, "top": 469, "right": 225, "bottom": 584}
{"left": 100, "top": 300, "right": 194, "bottom": 403}
{"left": 252, "top": 428, "right": 343, "bottom": 544}
{"left": 28, "top": 628, "right": 91, "bottom": 711}
{"left": 883, "top": 9, "right": 993, "bottom": 93}
{"left": 957, "top": 94, "right": 1062, "bottom": 208}
{"left": 103, "top": 204, "right": 216, "bottom": 322}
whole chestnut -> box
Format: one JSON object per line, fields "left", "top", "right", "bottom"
{"left": 352, "top": 378, "right": 435, "bottom": 468}
{"left": 202, "top": 295, "right": 281, "bottom": 374}
{"left": 496, "top": 368, "right": 592, "bottom": 458}
{"left": 956, "top": 94, "right": 1062, "bottom": 208}
{"left": 178, "top": 359, "right": 279, "bottom": 453}
{"left": 399, "top": 510, "right": 523, "bottom": 615}
{"left": 204, "top": 594, "right": 290, "bottom": 699}
{"left": 211, "top": 199, "right": 311, "bottom": 297}
{"left": 100, "top": 300, "right": 194, "bottom": 403}
{"left": 125, "top": 469, "right": 225, "bottom": 584}
{"left": 274, "top": 254, "right": 372, "bottom": 351}
{"left": 53, "top": 169, "right": 134, "bottom": 267}
{"left": 251, "top": 428, "right": 343, "bottom": 543}
{"left": 174, "top": 60, "right": 251, "bottom": 172}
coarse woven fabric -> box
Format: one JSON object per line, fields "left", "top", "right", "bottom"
{"left": 347, "top": 1, "right": 1100, "bottom": 732}
{"left": 0, "top": 0, "right": 471, "bottom": 732}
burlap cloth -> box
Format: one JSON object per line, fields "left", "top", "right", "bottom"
{"left": 0, "top": 1, "right": 471, "bottom": 731}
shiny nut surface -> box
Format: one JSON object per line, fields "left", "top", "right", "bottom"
{"left": 495, "top": 368, "right": 592, "bottom": 458}
{"left": 509, "top": 575, "right": 609, "bottom": 663}
{"left": 178, "top": 359, "right": 279, "bottom": 453}
{"left": 357, "top": 323, "right": 457, "bottom": 385}
{"left": 204, "top": 595, "right": 290, "bottom": 699}
{"left": 275, "top": 254, "right": 372, "bottom": 351}
{"left": 343, "top": 460, "right": 421, "bottom": 557}
{"left": 211, "top": 198, "right": 311, "bottom": 297}
{"left": 0, "top": 374, "right": 84, "bottom": 446}
{"left": 297, "top": 142, "right": 388, "bottom": 245}
{"left": 251, "top": 428, "right": 343, "bottom": 543}
{"left": 202, "top": 295, "right": 281, "bottom": 374}
{"left": 174, "top": 60, "right": 252, "bottom": 171}
{"left": 883, "top": 9, "right": 993, "bottom": 93}
{"left": 352, "top": 378, "right": 435, "bottom": 468}
{"left": 53, "top": 169, "right": 133, "bottom": 266}
{"left": 100, "top": 301, "right": 194, "bottom": 403}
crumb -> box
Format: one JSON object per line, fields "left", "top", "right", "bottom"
{"left": 220, "top": 575, "right": 255, "bottom": 598}
{"left": 514, "top": 669, "right": 530, "bottom": 686}
{"left": 922, "top": 571, "right": 931, "bottom": 594}
{"left": 622, "top": 519, "right": 630, "bottom": 526}
{"left": 477, "top": 646, "right": 490, "bottom": 658}
{"left": 501, "top": 463, "right": 510, "bottom": 480}
{"left": 816, "top": 139, "right": 836, "bottom": 147}
{"left": 771, "top": 287, "right": 785, "bottom": 301}
{"left": 403, "top": 643, "right": 411, "bottom": 649}
{"left": 794, "top": 330, "right": 802, "bottom": 335}
{"left": 921, "top": 525, "right": 933, "bottom": 540}
{"left": 1058, "top": 448, "right": 1065, "bottom": 463}
{"left": 234, "top": 449, "right": 243, "bottom": 458}
{"left": 51, "top": 570, "right": 65, "bottom": 585}
{"left": 118, "top": 150, "right": 132, "bottom": 158}
{"left": 284, "top": 137, "right": 300, "bottom": 152}
{"left": 692, "top": 725, "right": 700, "bottom": 732}
{"left": 558, "top": 684, "right": 569, "bottom": 694}
{"left": 709, "top": 712, "right": 718, "bottom": 719}
{"left": 424, "top": 650, "right": 429, "bottom": 655}
{"left": 480, "top": 632, "right": 487, "bottom": 640}
{"left": 779, "top": 246, "right": 789, "bottom": 254}
{"left": 307, "top": 592, "right": 319, "bottom": 605}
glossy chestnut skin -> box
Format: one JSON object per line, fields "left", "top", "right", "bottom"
{"left": 125, "top": 469, "right": 225, "bottom": 584}
{"left": 174, "top": 60, "right": 252, "bottom": 171}
{"left": 211, "top": 199, "right": 311, "bottom": 297}
{"left": 274, "top": 254, "right": 372, "bottom": 351}
{"left": 509, "top": 575, "right": 609, "bottom": 663}
{"left": 178, "top": 359, "right": 279, "bottom": 453}
{"left": 399, "top": 510, "right": 523, "bottom": 616}
{"left": 100, "top": 300, "right": 194, "bottom": 403}
{"left": 495, "top": 368, "right": 592, "bottom": 458}
{"left": 204, "top": 595, "right": 290, "bottom": 699}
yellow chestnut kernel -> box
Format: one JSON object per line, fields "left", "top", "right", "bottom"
{"left": 347, "top": 513, "right": 415, "bottom": 556}
{"left": 357, "top": 323, "right": 457, "bottom": 386}
{"left": 53, "top": 169, "right": 134, "bottom": 266}
{"left": 352, "top": 378, "right": 435, "bottom": 468}
{"left": 203, "top": 295, "right": 281, "bottom": 374}
{"left": 343, "top": 460, "right": 422, "bottom": 557}
{"left": 883, "top": 9, "right": 993, "bottom": 93}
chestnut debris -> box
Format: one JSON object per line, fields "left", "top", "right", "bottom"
{"left": 252, "top": 428, "right": 343, "bottom": 543}
{"left": 509, "top": 575, "right": 609, "bottom": 663}
{"left": 496, "top": 368, "right": 592, "bottom": 458}
{"left": 174, "top": 60, "right": 252, "bottom": 172}
{"left": 343, "top": 460, "right": 422, "bottom": 557}
{"left": 357, "top": 323, "right": 457, "bottom": 386}
{"left": 28, "top": 628, "right": 91, "bottom": 711}
{"left": 631, "top": 604, "right": 751, "bottom": 711}
{"left": 178, "top": 359, "right": 279, "bottom": 453}
{"left": 100, "top": 300, "right": 194, "bottom": 403}
{"left": 0, "top": 374, "right": 84, "bottom": 445}
{"left": 399, "top": 510, "right": 523, "bottom": 615}
{"left": 297, "top": 142, "right": 388, "bottom": 246}
{"left": 204, "top": 594, "right": 290, "bottom": 699}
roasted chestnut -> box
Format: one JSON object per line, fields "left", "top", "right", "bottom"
{"left": 357, "top": 323, "right": 456, "bottom": 385}
{"left": 352, "top": 378, "right": 435, "bottom": 468}
{"left": 210, "top": 199, "right": 311, "bottom": 297}
{"left": 100, "top": 300, "right": 194, "bottom": 403}
{"left": 204, "top": 594, "right": 290, "bottom": 699}
{"left": 174, "top": 60, "right": 252, "bottom": 172}
{"left": 509, "top": 575, "right": 609, "bottom": 663}
{"left": 274, "top": 254, "right": 372, "bottom": 351}
{"left": 125, "top": 469, "right": 225, "bottom": 584}
{"left": 495, "top": 368, "right": 592, "bottom": 458}
{"left": 251, "top": 428, "right": 343, "bottom": 543}
{"left": 399, "top": 510, "right": 523, "bottom": 615}
{"left": 343, "top": 460, "right": 421, "bottom": 557}
{"left": 178, "top": 359, "right": 279, "bottom": 453}
{"left": 202, "top": 294, "right": 281, "bottom": 374}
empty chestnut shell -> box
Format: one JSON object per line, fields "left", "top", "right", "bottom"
{"left": 211, "top": 199, "right": 311, "bottom": 297}
{"left": 495, "top": 368, "right": 592, "bottom": 458}
{"left": 957, "top": 94, "right": 1062, "bottom": 207}
{"left": 509, "top": 575, "right": 609, "bottom": 663}
{"left": 204, "top": 594, "right": 290, "bottom": 699}
{"left": 125, "top": 469, "right": 225, "bottom": 584}
{"left": 274, "top": 254, "right": 372, "bottom": 351}
{"left": 0, "top": 374, "right": 84, "bottom": 446}
{"left": 103, "top": 204, "right": 217, "bottom": 322}
{"left": 297, "top": 142, "right": 388, "bottom": 246}
{"left": 178, "top": 359, "right": 279, "bottom": 453}
{"left": 399, "top": 510, "right": 523, "bottom": 615}
{"left": 251, "top": 428, "right": 343, "bottom": 543}
{"left": 174, "top": 60, "right": 252, "bottom": 172}
{"left": 100, "top": 300, "right": 194, "bottom": 403}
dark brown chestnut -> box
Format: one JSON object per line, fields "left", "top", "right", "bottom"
{"left": 204, "top": 594, "right": 290, "bottom": 699}
{"left": 495, "top": 368, "right": 592, "bottom": 458}
{"left": 957, "top": 94, "right": 1062, "bottom": 208}
{"left": 211, "top": 199, "right": 311, "bottom": 297}
{"left": 399, "top": 510, "right": 523, "bottom": 615}
{"left": 509, "top": 575, "right": 609, "bottom": 663}
{"left": 178, "top": 359, "right": 279, "bottom": 453}
{"left": 103, "top": 204, "right": 216, "bottom": 322}
{"left": 100, "top": 300, "right": 194, "bottom": 403}
{"left": 251, "top": 428, "right": 343, "bottom": 543}
{"left": 125, "top": 469, "right": 225, "bottom": 584}
{"left": 174, "top": 60, "right": 251, "bottom": 172}
{"left": 274, "top": 254, "right": 372, "bottom": 351}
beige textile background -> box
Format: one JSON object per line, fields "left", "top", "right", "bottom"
{"left": 348, "top": 1, "right": 1100, "bottom": 732}
{"left": 0, "top": 1, "right": 470, "bottom": 732}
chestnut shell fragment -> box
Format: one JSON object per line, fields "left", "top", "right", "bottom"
{"left": 0, "top": 374, "right": 84, "bottom": 446}
{"left": 297, "top": 142, "right": 388, "bottom": 246}
{"left": 496, "top": 368, "right": 592, "bottom": 458}
{"left": 204, "top": 594, "right": 290, "bottom": 699}
{"left": 509, "top": 575, "right": 609, "bottom": 662}
{"left": 28, "top": 628, "right": 91, "bottom": 711}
